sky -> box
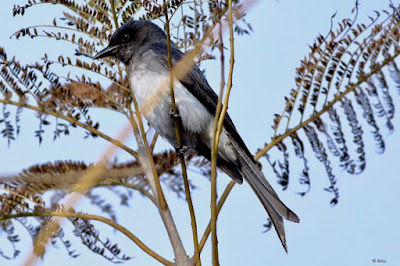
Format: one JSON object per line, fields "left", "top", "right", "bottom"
{"left": 1, "top": 0, "right": 400, "bottom": 265}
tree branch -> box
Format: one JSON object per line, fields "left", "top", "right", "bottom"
{"left": 255, "top": 52, "right": 400, "bottom": 160}
{"left": 163, "top": 1, "right": 200, "bottom": 265}
{"left": 0, "top": 99, "right": 138, "bottom": 159}
{"left": 1, "top": 211, "right": 172, "bottom": 266}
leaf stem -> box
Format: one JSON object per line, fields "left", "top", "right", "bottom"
{"left": 1, "top": 211, "right": 173, "bottom": 266}
{"left": 255, "top": 51, "right": 400, "bottom": 160}
{"left": 0, "top": 99, "right": 137, "bottom": 158}
{"left": 109, "top": 0, "right": 119, "bottom": 29}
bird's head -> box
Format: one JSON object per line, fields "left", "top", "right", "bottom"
{"left": 93, "top": 20, "right": 166, "bottom": 64}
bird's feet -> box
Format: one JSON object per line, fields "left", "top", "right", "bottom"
{"left": 175, "top": 145, "right": 189, "bottom": 155}
{"left": 169, "top": 108, "right": 181, "bottom": 119}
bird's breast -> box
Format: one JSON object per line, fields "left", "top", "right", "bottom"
{"left": 129, "top": 62, "right": 237, "bottom": 164}
{"left": 129, "top": 65, "right": 213, "bottom": 135}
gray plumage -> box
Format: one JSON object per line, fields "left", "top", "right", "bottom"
{"left": 94, "top": 19, "right": 299, "bottom": 252}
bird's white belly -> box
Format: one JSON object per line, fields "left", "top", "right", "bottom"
{"left": 129, "top": 67, "right": 237, "bottom": 163}
{"left": 130, "top": 68, "right": 213, "bottom": 134}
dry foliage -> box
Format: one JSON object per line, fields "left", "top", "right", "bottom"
{"left": 1, "top": 0, "right": 400, "bottom": 264}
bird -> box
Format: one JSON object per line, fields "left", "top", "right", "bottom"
{"left": 94, "top": 19, "right": 299, "bottom": 252}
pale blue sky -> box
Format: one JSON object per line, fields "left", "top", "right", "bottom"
{"left": 1, "top": 1, "right": 400, "bottom": 265}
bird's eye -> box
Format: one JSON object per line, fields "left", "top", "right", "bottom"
{"left": 121, "top": 34, "right": 130, "bottom": 43}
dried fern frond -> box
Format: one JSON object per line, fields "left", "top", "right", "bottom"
{"left": 0, "top": 150, "right": 205, "bottom": 198}
{"left": 0, "top": 148, "right": 210, "bottom": 261}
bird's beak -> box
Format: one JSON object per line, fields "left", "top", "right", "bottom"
{"left": 93, "top": 45, "right": 120, "bottom": 59}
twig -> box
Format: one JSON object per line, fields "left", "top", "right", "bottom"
{"left": 163, "top": 1, "right": 200, "bottom": 265}
{"left": 210, "top": 0, "right": 235, "bottom": 264}
{"left": 130, "top": 85, "right": 189, "bottom": 265}
{"left": 2, "top": 211, "right": 173, "bottom": 266}
{"left": 209, "top": 4, "right": 226, "bottom": 265}
{"left": 197, "top": 180, "right": 235, "bottom": 253}
{"left": 255, "top": 51, "right": 400, "bottom": 159}
{"left": 0, "top": 99, "right": 138, "bottom": 159}
{"left": 23, "top": 122, "right": 133, "bottom": 265}
{"left": 108, "top": 0, "right": 119, "bottom": 29}
{"left": 149, "top": 132, "right": 159, "bottom": 153}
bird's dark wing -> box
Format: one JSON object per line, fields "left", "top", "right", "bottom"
{"left": 149, "top": 43, "right": 300, "bottom": 251}
{"left": 149, "top": 42, "right": 255, "bottom": 163}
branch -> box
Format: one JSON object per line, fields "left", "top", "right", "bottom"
{"left": 163, "top": 1, "right": 200, "bottom": 265}
{"left": 0, "top": 99, "right": 138, "bottom": 159}
{"left": 129, "top": 86, "right": 188, "bottom": 265}
{"left": 197, "top": 180, "right": 235, "bottom": 253}
{"left": 255, "top": 52, "right": 400, "bottom": 160}
{"left": 1, "top": 211, "right": 172, "bottom": 266}
{"left": 108, "top": 0, "right": 119, "bottom": 29}
{"left": 21, "top": 121, "right": 133, "bottom": 265}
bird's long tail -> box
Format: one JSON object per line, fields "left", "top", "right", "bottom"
{"left": 231, "top": 140, "right": 300, "bottom": 252}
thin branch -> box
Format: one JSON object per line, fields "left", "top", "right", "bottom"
{"left": 149, "top": 132, "right": 159, "bottom": 153}
{"left": 42, "top": 59, "right": 129, "bottom": 93}
{"left": 0, "top": 99, "right": 137, "bottom": 159}
{"left": 210, "top": 12, "right": 224, "bottom": 266}
{"left": 163, "top": 1, "right": 199, "bottom": 264}
{"left": 1, "top": 211, "right": 172, "bottom": 266}
{"left": 139, "top": 4, "right": 231, "bottom": 117}
{"left": 23, "top": 122, "right": 133, "bottom": 265}
{"left": 131, "top": 95, "right": 168, "bottom": 209}
{"left": 210, "top": 1, "right": 235, "bottom": 264}
{"left": 130, "top": 87, "right": 189, "bottom": 265}
{"left": 12, "top": 24, "right": 105, "bottom": 43}
{"left": 255, "top": 52, "right": 400, "bottom": 160}
{"left": 47, "top": 73, "right": 128, "bottom": 111}
{"left": 197, "top": 180, "right": 235, "bottom": 253}
{"left": 16, "top": 1, "right": 113, "bottom": 32}
{"left": 108, "top": 0, "right": 119, "bottom": 29}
